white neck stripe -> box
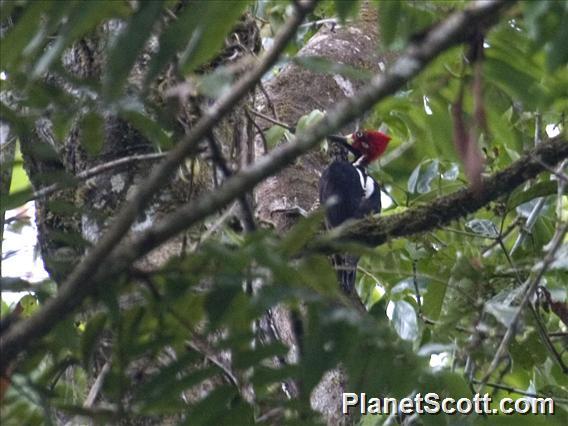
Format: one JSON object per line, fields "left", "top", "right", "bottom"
{"left": 354, "top": 167, "right": 375, "bottom": 199}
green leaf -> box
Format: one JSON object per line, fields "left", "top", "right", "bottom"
{"left": 484, "top": 300, "right": 517, "bottom": 327}
{"left": 441, "top": 163, "right": 459, "bottom": 181}
{"left": 547, "top": 8, "right": 568, "bottom": 71}
{"left": 465, "top": 219, "right": 498, "bottom": 239}
{"left": 104, "top": 0, "right": 165, "bottom": 100}
{"left": 1, "top": 188, "right": 33, "bottom": 212}
{"left": 484, "top": 57, "right": 548, "bottom": 109}
{"left": 523, "top": 0, "right": 553, "bottom": 41}
{"left": 408, "top": 160, "right": 439, "bottom": 194}
{"left": 146, "top": 0, "right": 248, "bottom": 84}
{"left": 440, "top": 255, "right": 482, "bottom": 323}
{"left": 80, "top": 312, "right": 107, "bottom": 370}
{"left": 404, "top": 242, "right": 430, "bottom": 261}
{"left": 49, "top": 317, "right": 81, "bottom": 353}
{"left": 507, "top": 181, "right": 558, "bottom": 212}
{"left": 7, "top": 148, "right": 31, "bottom": 195}
{"left": 19, "top": 294, "right": 39, "bottom": 317}
{"left": 294, "top": 56, "right": 372, "bottom": 80}
{"left": 119, "top": 109, "right": 173, "bottom": 149}
{"left": 509, "top": 331, "right": 548, "bottom": 370}
{"left": 233, "top": 342, "right": 288, "bottom": 369}
{"left": 0, "top": 1, "right": 52, "bottom": 72}
{"left": 197, "top": 69, "right": 234, "bottom": 99}
{"left": 179, "top": 1, "right": 248, "bottom": 75}
{"left": 298, "top": 255, "right": 339, "bottom": 296}
{"left": 33, "top": 1, "right": 128, "bottom": 78}
{"left": 205, "top": 284, "right": 241, "bottom": 326}
{"left": 550, "top": 244, "right": 568, "bottom": 270}
{"left": 139, "top": 368, "right": 219, "bottom": 415}
{"left": 79, "top": 112, "right": 104, "bottom": 156}
{"left": 0, "top": 298, "right": 11, "bottom": 318}
{"left": 264, "top": 125, "right": 286, "bottom": 148}
{"left": 1, "top": 101, "right": 31, "bottom": 140}
{"left": 391, "top": 300, "right": 419, "bottom": 341}
{"left": 377, "top": 0, "right": 402, "bottom": 48}
{"left": 280, "top": 211, "right": 325, "bottom": 256}
{"left": 422, "top": 281, "right": 447, "bottom": 321}
{"left": 334, "top": 0, "right": 360, "bottom": 22}
{"left": 182, "top": 386, "right": 242, "bottom": 426}
{"left": 296, "top": 109, "right": 325, "bottom": 132}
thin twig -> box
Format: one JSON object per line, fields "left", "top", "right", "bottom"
{"left": 30, "top": 153, "right": 166, "bottom": 202}
{"left": 442, "top": 226, "right": 496, "bottom": 239}
{"left": 247, "top": 107, "right": 294, "bottom": 131}
{"left": 412, "top": 260, "right": 422, "bottom": 313}
{"left": 193, "top": 203, "right": 237, "bottom": 249}
{"left": 257, "top": 81, "right": 279, "bottom": 121}
{"left": 471, "top": 379, "right": 568, "bottom": 404}
{"left": 510, "top": 113, "right": 545, "bottom": 255}
{"left": 533, "top": 157, "right": 568, "bottom": 183}
{"left": 380, "top": 139, "right": 414, "bottom": 167}
{"left": 245, "top": 108, "right": 269, "bottom": 154}
{"left": 136, "top": 274, "right": 255, "bottom": 404}
{"left": 480, "top": 222, "right": 568, "bottom": 386}
{"left": 299, "top": 18, "right": 339, "bottom": 28}
{"left": 421, "top": 314, "right": 476, "bottom": 334}
{"left": 207, "top": 132, "right": 256, "bottom": 232}
{"left": 529, "top": 303, "right": 568, "bottom": 373}
{"left": 84, "top": 362, "right": 111, "bottom": 408}
{"left": 61, "top": 361, "right": 112, "bottom": 426}
{"left": 493, "top": 213, "right": 568, "bottom": 374}
{"left": 482, "top": 219, "right": 521, "bottom": 256}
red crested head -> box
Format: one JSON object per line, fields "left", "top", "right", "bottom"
{"left": 349, "top": 130, "right": 391, "bottom": 165}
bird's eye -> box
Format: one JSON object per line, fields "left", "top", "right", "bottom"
{"left": 355, "top": 131, "right": 363, "bottom": 139}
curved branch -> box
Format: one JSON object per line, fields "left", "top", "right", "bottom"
{"left": 30, "top": 153, "right": 166, "bottom": 201}
{"left": 0, "top": 0, "right": 513, "bottom": 367}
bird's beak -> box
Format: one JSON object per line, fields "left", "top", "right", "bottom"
{"left": 345, "top": 134, "right": 354, "bottom": 144}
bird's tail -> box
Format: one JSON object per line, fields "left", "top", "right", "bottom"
{"left": 332, "top": 254, "right": 359, "bottom": 295}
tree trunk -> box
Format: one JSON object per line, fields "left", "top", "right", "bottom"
{"left": 253, "top": 6, "right": 385, "bottom": 424}
{"left": 19, "top": 10, "right": 260, "bottom": 425}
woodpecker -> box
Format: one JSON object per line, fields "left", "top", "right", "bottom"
{"left": 319, "top": 130, "right": 391, "bottom": 294}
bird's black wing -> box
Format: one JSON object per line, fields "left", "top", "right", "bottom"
{"left": 319, "top": 160, "right": 367, "bottom": 294}
{"left": 319, "top": 161, "right": 363, "bottom": 228}
{"left": 356, "top": 175, "right": 381, "bottom": 218}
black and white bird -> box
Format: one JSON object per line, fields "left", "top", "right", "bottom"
{"left": 319, "top": 130, "right": 391, "bottom": 294}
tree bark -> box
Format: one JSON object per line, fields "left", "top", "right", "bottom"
{"left": 253, "top": 6, "right": 386, "bottom": 424}
{"left": 17, "top": 9, "right": 260, "bottom": 425}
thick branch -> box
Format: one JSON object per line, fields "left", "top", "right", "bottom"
{"left": 331, "top": 136, "right": 568, "bottom": 248}
{"left": 0, "top": 0, "right": 513, "bottom": 367}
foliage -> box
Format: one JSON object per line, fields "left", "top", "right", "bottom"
{"left": 1, "top": 1, "right": 567, "bottom": 425}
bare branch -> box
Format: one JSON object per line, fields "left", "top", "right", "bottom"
{"left": 30, "top": 153, "right": 166, "bottom": 202}
{"left": 245, "top": 108, "right": 269, "bottom": 155}
{"left": 207, "top": 131, "right": 256, "bottom": 232}
{"left": 247, "top": 107, "right": 294, "bottom": 131}
{"left": 471, "top": 379, "right": 568, "bottom": 404}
